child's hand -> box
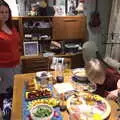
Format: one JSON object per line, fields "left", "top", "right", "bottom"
{"left": 69, "top": 106, "right": 81, "bottom": 120}
{"left": 117, "top": 79, "right": 120, "bottom": 89}
{"left": 106, "top": 89, "right": 118, "bottom": 100}
{"left": 0, "top": 77, "right": 2, "bottom": 81}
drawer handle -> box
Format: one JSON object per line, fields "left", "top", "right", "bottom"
{"left": 64, "top": 20, "right": 78, "bottom": 22}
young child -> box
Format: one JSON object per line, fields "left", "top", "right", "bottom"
{"left": 85, "top": 59, "right": 120, "bottom": 99}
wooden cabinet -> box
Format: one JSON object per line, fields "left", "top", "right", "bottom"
{"left": 22, "top": 16, "right": 53, "bottom": 53}
{"left": 12, "top": 16, "right": 86, "bottom": 72}
{"left": 12, "top": 16, "right": 87, "bottom": 53}
{"left": 52, "top": 16, "right": 87, "bottom": 41}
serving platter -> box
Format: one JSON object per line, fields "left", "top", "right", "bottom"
{"left": 67, "top": 92, "right": 111, "bottom": 120}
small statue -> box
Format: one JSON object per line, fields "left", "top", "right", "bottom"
{"left": 28, "top": 4, "right": 38, "bottom": 16}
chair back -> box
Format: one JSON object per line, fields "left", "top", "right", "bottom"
{"left": 22, "top": 56, "right": 50, "bottom": 73}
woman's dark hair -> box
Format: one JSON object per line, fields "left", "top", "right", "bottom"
{"left": 0, "top": 0, "right": 13, "bottom": 29}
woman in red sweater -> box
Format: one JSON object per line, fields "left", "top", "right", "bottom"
{"left": 0, "top": 0, "right": 21, "bottom": 94}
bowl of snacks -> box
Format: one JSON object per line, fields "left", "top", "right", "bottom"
{"left": 72, "top": 68, "right": 88, "bottom": 83}
{"left": 36, "top": 71, "right": 52, "bottom": 86}
{"left": 30, "top": 104, "right": 54, "bottom": 120}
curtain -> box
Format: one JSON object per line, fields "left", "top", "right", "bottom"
{"left": 105, "top": 0, "right": 120, "bottom": 61}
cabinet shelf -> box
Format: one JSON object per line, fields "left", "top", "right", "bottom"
{"left": 24, "top": 28, "right": 52, "bottom": 34}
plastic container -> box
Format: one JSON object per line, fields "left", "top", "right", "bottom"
{"left": 56, "top": 58, "right": 64, "bottom": 83}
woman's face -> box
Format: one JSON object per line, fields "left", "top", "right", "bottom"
{"left": 0, "top": 5, "right": 9, "bottom": 24}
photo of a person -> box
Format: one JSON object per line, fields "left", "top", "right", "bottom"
{"left": 54, "top": 5, "right": 65, "bottom": 16}
{"left": 68, "top": 0, "right": 76, "bottom": 15}
{"left": 53, "top": 0, "right": 65, "bottom": 16}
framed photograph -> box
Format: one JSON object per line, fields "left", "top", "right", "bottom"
{"left": 53, "top": 0, "right": 66, "bottom": 16}
{"left": 54, "top": 5, "right": 66, "bottom": 16}
{"left": 67, "top": 0, "right": 77, "bottom": 15}
{"left": 23, "top": 41, "right": 39, "bottom": 56}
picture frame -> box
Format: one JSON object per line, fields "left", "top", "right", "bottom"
{"left": 54, "top": 5, "right": 66, "bottom": 16}
{"left": 67, "top": 0, "right": 77, "bottom": 15}
{"left": 23, "top": 41, "right": 39, "bottom": 56}
{"left": 54, "top": 0, "right": 66, "bottom": 16}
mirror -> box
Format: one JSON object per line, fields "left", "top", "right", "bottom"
{"left": 16, "top": 0, "right": 84, "bottom": 16}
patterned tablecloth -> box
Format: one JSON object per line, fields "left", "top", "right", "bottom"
{"left": 22, "top": 84, "right": 63, "bottom": 120}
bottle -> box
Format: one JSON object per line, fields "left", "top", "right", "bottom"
{"left": 56, "top": 58, "right": 64, "bottom": 83}
{"left": 59, "top": 93, "right": 67, "bottom": 111}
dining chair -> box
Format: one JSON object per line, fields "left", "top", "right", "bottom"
{"left": 21, "top": 56, "right": 50, "bottom": 73}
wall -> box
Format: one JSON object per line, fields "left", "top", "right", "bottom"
{"left": 84, "top": 0, "right": 113, "bottom": 57}
{"left": 4, "top": 0, "right": 19, "bottom": 16}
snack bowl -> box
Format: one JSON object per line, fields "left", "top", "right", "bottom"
{"left": 72, "top": 75, "right": 88, "bottom": 83}
{"left": 36, "top": 71, "right": 52, "bottom": 86}
{"left": 30, "top": 104, "right": 54, "bottom": 120}
{"left": 36, "top": 71, "right": 51, "bottom": 79}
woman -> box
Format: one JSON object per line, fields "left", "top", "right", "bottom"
{"left": 85, "top": 59, "right": 120, "bottom": 99}
{"left": 0, "top": 0, "right": 21, "bottom": 94}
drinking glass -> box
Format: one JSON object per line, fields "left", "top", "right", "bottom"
{"left": 64, "top": 61, "right": 71, "bottom": 81}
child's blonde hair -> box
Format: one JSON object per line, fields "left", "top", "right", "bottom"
{"left": 85, "top": 59, "right": 105, "bottom": 85}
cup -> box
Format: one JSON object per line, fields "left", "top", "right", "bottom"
{"left": 36, "top": 76, "right": 48, "bottom": 88}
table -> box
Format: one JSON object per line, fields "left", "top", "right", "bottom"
{"left": 11, "top": 72, "right": 120, "bottom": 120}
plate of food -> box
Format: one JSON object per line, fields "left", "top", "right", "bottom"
{"left": 71, "top": 78, "right": 96, "bottom": 93}
{"left": 27, "top": 98, "right": 60, "bottom": 110}
{"left": 30, "top": 104, "right": 54, "bottom": 120}
{"left": 25, "top": 88, "right": 52, "bottom": 101}
{"left": 67, "top": 92, "right": 111, "bottom": 120}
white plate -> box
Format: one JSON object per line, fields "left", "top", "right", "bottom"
{"left": 67, "top": 92, "right": 111, "bottom": 120}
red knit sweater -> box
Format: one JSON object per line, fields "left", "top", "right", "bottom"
{"left": 95, "top": 68, "right": 120, "bottom": 97}
{"left": 0, "top": 28, "right": 20, "bottom": 67}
